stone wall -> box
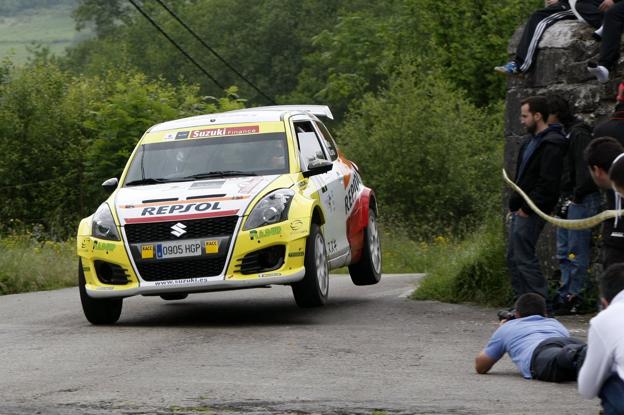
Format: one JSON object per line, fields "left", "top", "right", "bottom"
{"left": 503, "top": 19, "right": 620, "bottom": 279}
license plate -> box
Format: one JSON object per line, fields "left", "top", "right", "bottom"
{"left": 155, "top": 240, "right": 203, "bottom": 259}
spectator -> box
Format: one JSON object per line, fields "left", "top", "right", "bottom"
{"left": 585, "top": 137, "right": 624, "bottom": 268}
{"left": 496, "top": 0, "right": 608, "bottom": 75}
{"left": 476, "top": 293, "right": 586, "bottom": 381}
{"left": 573, "top": 0, "right": 612, "bottom": 39}
{"left": 587, "top": 1, "right": 624, "bottom": 82}
{"left": 587, "top": 83, "right": 624, "bottom": 268}
{"left": 547, "top": 95, "right": 600, "bottom": 314}
{"left": 507, "top": 96, "right": 567, "bottom": 305}
{"left": 578, "top": 263, "right": 624, "bottom": 414}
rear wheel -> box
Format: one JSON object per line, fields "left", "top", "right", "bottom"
{"left": 160, "top": 293, "right": 188, "bottom": 301}
{"left": 349, "top": 209, "right": 382, "bottom": 285}
{"left": 291, "top": 223, "right": 329, "bottom": 307}
{"left": 79, "top": 260, "right": 123, "bottom": 325}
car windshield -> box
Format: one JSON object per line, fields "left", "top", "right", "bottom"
{"left": 124, "top": 132, "right": 289, "bottom": 186}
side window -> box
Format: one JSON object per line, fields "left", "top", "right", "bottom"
{"left": 294, "top": 121, "right": 327, "bottom": 166}
{"left": 315, "top": 121, "right": 338, "bottom": 161}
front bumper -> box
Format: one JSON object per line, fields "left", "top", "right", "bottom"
{"left": 77, "top": 216, "right": 310, "bottom": 299}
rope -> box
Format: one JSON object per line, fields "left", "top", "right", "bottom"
{"left": 502, "top": 168, "right": 620, "bottom": 229}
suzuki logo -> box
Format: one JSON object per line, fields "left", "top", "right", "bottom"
{"left": 170, "top": 222, "right": 187, "bottom": 237}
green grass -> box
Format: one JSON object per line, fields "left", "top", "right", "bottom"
{"left": 412, "top": 215, "right": 512, "bottom": 307}
{"left": 0, "top": 235, "right": 76, "bottom": 294}
{"left": 0, "top": 4, "right": 91, "bottom": 64}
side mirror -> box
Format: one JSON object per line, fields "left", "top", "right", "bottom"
{"left": 102, "top": 177, "right": 119, "bottom": 193}
{"left": 303, "top": 159, "right": 332, "bottom": 178}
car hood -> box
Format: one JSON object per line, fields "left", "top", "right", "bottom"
{"left": 113, "top": 176, "right": 280, "bottom": 226}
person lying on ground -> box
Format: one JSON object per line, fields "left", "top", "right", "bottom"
{"left": 475, "top": 293, "right": 586, "bottom": 382}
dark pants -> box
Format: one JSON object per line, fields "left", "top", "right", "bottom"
{"left": 599, "top": 2, "right": 624, "bottom": 69}
{"left": 530, "top": 337, "right": 587, "bottom": 382}
{"left": 600, "top": 374, "right": 624, "bottom": 415}
{"left": 507, "top": 213, "right": 548, "bottom": 301}
{"left": 516, "top": 2, "right": 575, "bottom": 72}
{"left": 575, "top": 0, "right": 605, "bottom": 29}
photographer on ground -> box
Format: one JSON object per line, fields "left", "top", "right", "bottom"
{"left": 475, "top": 293, "right": 586, "bottom": 382}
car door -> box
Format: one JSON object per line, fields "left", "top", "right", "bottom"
{"left": 293, "top": 118, "right": 349, "bottom": 265}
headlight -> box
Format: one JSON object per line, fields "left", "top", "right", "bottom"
{"left": 92, "top": 203, "right": 121, "bottom": 241}
{"left": 244, "top": 189, "right": 295, "bottom": 230}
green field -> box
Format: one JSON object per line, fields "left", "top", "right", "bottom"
{"left": 0, "top": 4, "right": 90, "bottom": 64}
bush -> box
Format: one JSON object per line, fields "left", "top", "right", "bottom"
{"left": 0, "top": 62, "right": 243, "bottom": 238}
{"left": 339, "top": 65, "right": 503, "bottom": 238}
{"left": 412, "top": 214, "right": 512, "bottom": 307}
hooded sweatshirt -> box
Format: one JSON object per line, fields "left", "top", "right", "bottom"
{"left": 509, "top": 123, "right": 568, "bottom": 215}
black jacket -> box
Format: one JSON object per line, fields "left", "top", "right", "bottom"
{"left": 593, "top": 104, "right": 624, "bottom": 248}
{"left": 560, "top": 118, "right": 598, "bottom": 202}
{"left": 509, "top": 124, "right": 568, "bottom": 215}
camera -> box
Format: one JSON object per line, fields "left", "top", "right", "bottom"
{"left": 497, "top": 309, "right": 516, "bottom": 322}
{"left": 555, "top": 196, "right": 572, "bottom": 219}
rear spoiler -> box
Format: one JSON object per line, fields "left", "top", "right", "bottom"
{"left": 231, "top": 105, "right": 334, "bottom": 120}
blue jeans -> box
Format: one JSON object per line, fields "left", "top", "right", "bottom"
{"left": 556, "top": 193, "right": 601, "bottom": 300}
{"left": 507, "top": 212, "right": 547, "bottom": 300}
{"left": 600, "top": 374, "right": 624, "bottom": 415}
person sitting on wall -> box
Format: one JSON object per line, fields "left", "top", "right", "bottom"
{"left": 496, "top": 0, "right": 614, "bottom": 75}
{"left": 586, "top": 0, "right": 624, "bottom": 82}
{"left": 475, "top": 293, "right": 586, "bottom": 382}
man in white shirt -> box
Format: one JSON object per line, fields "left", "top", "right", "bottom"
{"left": 578, "top": 264, "right": 624, "bottom": 413}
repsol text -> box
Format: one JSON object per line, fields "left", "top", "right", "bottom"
{"left": 141, "top": 202, "right": 221, "bottom": 216}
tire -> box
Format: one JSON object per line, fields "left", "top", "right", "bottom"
{"left": 160, "top": 293, "right": 188, "bottom": 301}
{"left": 291, "top": 223, "right": 329, "bottom": 307}
{"left": 78, "top": 260, "right": 123, "bottom": 325}
{"left": 348, "top": 209, "right": 382, "bottom": 285}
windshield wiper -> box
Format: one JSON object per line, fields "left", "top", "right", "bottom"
{"left": 183, "top": 171, "right": 258, "bottom": 179}
{"left": 125, "top": 178, "right": 170, "bottom": 186}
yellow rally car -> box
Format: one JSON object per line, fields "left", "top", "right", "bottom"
{"left": 77, "top": 105, "right": 381, "bottom": 324}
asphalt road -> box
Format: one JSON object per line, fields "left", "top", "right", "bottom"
{"left": 0, "top": 274, "right": 600, "bottom": 415}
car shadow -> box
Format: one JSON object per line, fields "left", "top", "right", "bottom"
{"left": 115, "top": 294, "right": 370, "bottom": 328}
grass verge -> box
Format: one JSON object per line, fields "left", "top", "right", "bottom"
{"left": 411, "top": 215, "right": 512, "bottom": 307}
{"left": 0, "top": 235, "right": 76, "bottom": 294}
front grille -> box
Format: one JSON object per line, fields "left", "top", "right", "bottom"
{"left": 136, "top": 257, "right": 227, "bottom": 281}
{"left": 125, "top": 216, "right": 238, "bottom": 243}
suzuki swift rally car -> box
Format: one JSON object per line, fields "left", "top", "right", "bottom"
{"left": 76, "top": 105, "right": 381, "bottom": 324}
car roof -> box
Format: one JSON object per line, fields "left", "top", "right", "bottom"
{"left": 148, "top": 105, "right": 333, "bottom": 133}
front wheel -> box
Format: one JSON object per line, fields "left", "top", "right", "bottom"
{"left": 291, "top": 223, "right": 329, "bottom": 307}
{"left": 348, "top": 209, "right": 382, "bottom": 285}
{"left": 78, "top": 260, "right": 123, "bottom": 325}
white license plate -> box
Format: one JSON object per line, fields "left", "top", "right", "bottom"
{"left": 155, "top": 240, "right": 203, "bottom": 259}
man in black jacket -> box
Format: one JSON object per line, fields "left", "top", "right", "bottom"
{"left": 589, "top": 83, "right": 624, "bottom": 267}
{"left": 508, "top": 96, "right": 568, "bottom": 304}
{"left": 547, "top": 95, "right": 601, "bottom": 314}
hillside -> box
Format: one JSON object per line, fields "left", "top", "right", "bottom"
{"left": 0, "top": 1, "right": 90, "bottom": 64}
